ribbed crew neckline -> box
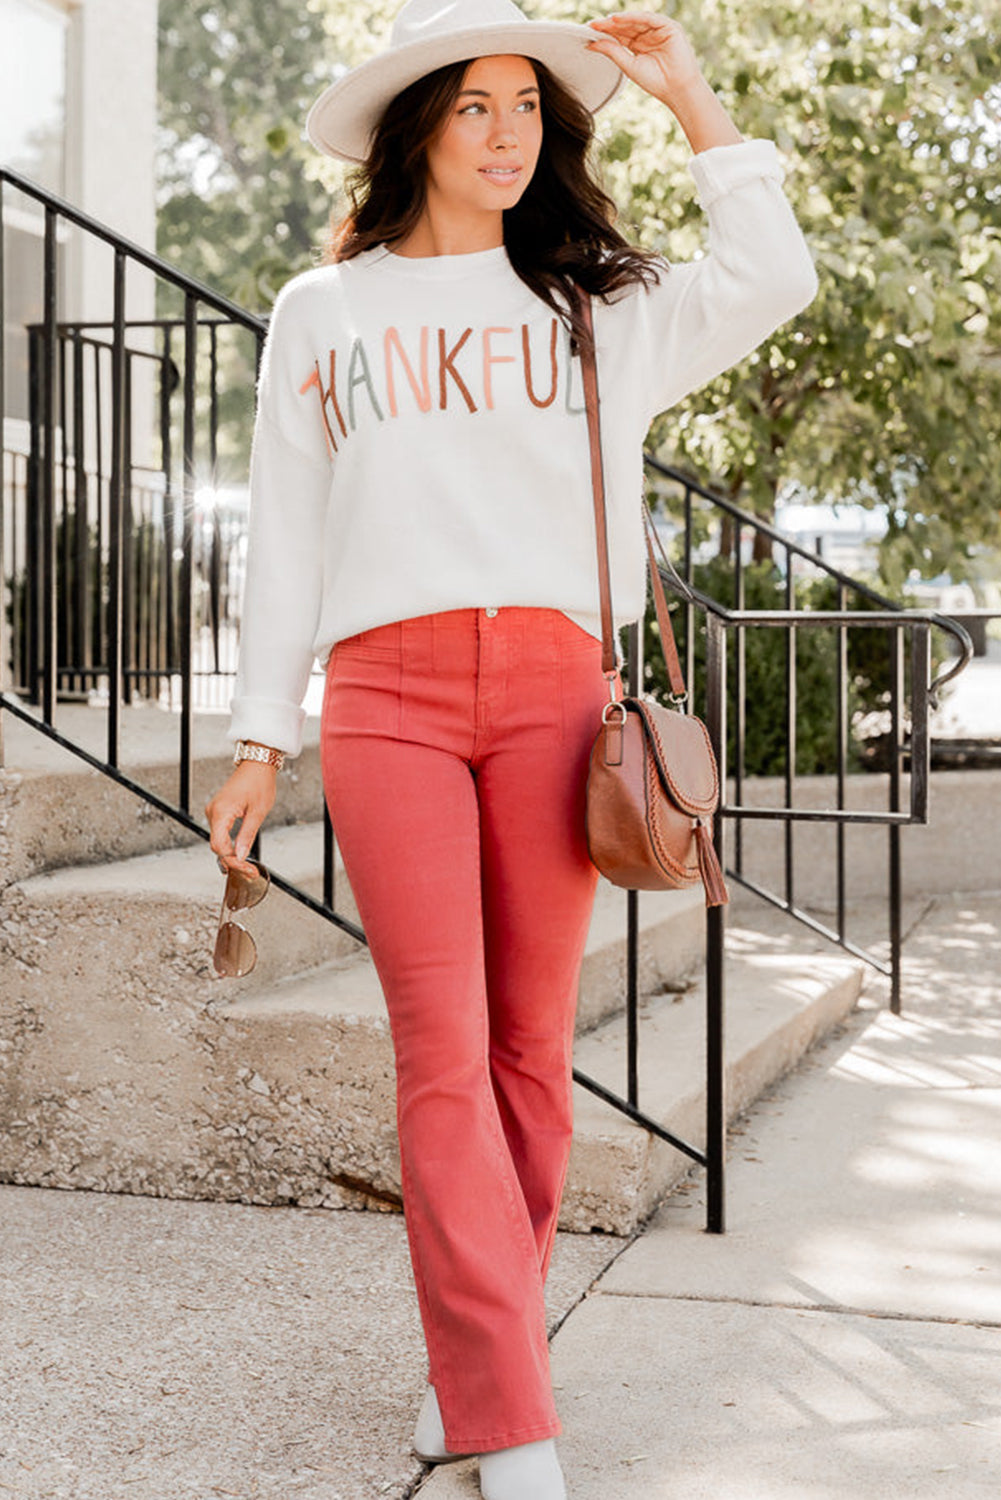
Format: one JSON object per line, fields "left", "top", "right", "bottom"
{"left": 372, "top": 243, "right": 510, "bottom": 279}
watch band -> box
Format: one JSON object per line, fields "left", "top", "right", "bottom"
{"left": 234, "top": 740, "right": 286, "bottom": 771}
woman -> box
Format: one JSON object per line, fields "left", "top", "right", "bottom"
{"left": 205, "top": 3, "right": 817, "bottom": 1496}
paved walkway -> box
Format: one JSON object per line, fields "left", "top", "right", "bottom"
{"left": 2, "top": 893, "right": 999, "bottom": 1499}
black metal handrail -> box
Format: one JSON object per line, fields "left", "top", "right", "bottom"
{"left": 1, "top": 165, "right": 981, "bottom": 1236}
{"left": 644, "top": 458, "right": 978, "bottom": 998}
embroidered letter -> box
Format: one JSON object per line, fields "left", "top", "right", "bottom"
{"left": 482, "top": 327, "right": 516, "bottom": 411}
{"left": 299, "top": 351, "right": 347, "bottom": 456}
{"left": 346, "top": 337, "right": 385, "bottom": 429}
{"left": 438, "top": 327, "right": 477, "bottom": 413}
{"left": 521, "top": 319, "right": 559, "bottom": 409}
{"left": 384, "top": 326, "right": 432, "bottom": 416}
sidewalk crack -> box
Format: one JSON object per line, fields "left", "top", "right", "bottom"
{"left": 593, "top": 1289, "right": 1001, "bottom": 1330}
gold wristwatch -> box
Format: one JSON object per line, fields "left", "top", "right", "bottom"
{"left": 234, "top": 740, "right": 286, "bottom": 772}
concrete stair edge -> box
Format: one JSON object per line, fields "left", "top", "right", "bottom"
{"left": 560, "top": 948, "right": 866, "bottom": 1233}
{"left": 9, "top": 832, "right": 706, "bottom": 1028}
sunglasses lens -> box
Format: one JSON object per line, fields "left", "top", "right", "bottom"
{"left": 224, "top": 865, "right": 270, "bottom": 913}
{"left": 213, "top": 920, "right": 257, "bottom": 978}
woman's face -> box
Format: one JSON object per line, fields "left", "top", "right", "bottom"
{"left": 423, "top": 54, "right": 543, "bottom": 223}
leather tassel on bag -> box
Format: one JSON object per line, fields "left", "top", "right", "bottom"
{"left": 695, "top": 820, "right": 728, "bottom": 909}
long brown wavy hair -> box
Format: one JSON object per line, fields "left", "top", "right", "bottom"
{"left": 329, "top": 57, "right": 662, "bottom": 350}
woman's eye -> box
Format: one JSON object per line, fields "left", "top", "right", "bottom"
{"left": 459, "top": 103, "right": 485, "bottom": 115}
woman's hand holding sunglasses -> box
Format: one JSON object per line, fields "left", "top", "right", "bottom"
{"left": 205, "top": 759, "right": 278, "bottom": 879}
{"left": 206, "top": 760, "right": 279, "bottom": 978}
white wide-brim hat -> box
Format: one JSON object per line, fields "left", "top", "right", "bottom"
{"left": 306, "top": 0, "right": 624, "bottom": 163}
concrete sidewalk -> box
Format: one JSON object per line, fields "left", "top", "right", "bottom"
{"left": 2, "top": 893, "right": 1000, "bottom": 1499}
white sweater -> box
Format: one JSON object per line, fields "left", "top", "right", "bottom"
{"left": 228, "top": 138, "right": 818, "bottom": 756}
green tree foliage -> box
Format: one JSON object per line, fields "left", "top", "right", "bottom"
{"left": 157, "top": 0, "right": 335, "bottom": 311}
{"left": 586, "top": 0, "right": 1001, "bottom": 577}
{"left": 158, "top": 0, "right": 1001, "bottom": 573}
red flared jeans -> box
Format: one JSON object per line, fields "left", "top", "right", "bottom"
{"left": 320, "top": 607, "right": 611, "bottom": 1453}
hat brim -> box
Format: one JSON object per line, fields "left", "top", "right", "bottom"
{"left": 305, "top": 21, "right": 623, "bottom": 163}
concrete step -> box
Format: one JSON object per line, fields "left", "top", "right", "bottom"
{"left": 1, "top": 818, "right": 857, "bottom": 1232}
{"left": 0, "top": 700, "right": 324, "bottom": 882}
{"left": 7, "top": 821, "right": 704, "bottom": 1017}
{"left": 8, "top": 821, "right": 365, "bottom": 988}
{"left": 0, "top": 829, "right": 706, "bottom": 1228}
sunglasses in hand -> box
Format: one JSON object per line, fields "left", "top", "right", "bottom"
{"left": 213, "top": 858, "right": 270, "bottom": 978}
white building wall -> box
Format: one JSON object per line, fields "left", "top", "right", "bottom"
{"left": 2, "top": 0, "right": 159, "bottom": 402}
{"left": 63, "top": 0, "right": 158, "bottom": 323}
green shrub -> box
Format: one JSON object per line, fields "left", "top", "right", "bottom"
{"left": 633, "top": 558, "right": 900, "bottom": 777}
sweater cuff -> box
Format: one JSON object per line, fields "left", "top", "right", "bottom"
{"left": 228, "top": 696, "right": 308, "bottom": 759}
{"left": 688, "top": 138, "right": 784, "bottom": 211}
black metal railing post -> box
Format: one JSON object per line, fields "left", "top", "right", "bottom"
{"left": 836, "top": 582, "right": 848, "bottom": 942}
{"left": 783, "top": 545, "right": 796, "bottom": 910}
{"left": 704, "top": 610, "right": 728, "bottom": 1233}
{"left": 625, "top": 620, "right": 642, "bottom": 1108}
{"left": 40, "top": 207, "right": 59, "bottom": 724}
{"left": 107, "top": 250, "right": 127, "bottom": 766}
{"left": 71, "top": 329, "right": 89, "bottom": 696}
{"left": 889, "top": 626, "right": 905, "bottom": 1013}
{"left": 0, "top": 173, "right": 6, "bottom": 756}
{"left": 179, "top": 293, "right": 197, "bottom": 814}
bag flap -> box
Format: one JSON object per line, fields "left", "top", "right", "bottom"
{"left": 627, "top": 698, "right": 719, "bottom": 816}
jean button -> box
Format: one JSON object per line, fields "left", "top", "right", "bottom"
{"left": 484, "top": 607, "right": 498, "bottom": 618}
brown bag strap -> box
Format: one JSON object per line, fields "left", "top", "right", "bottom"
{"left": 577, "top": 295, "right": 617, "bottom": 682}
{"left": 578, "top": 292, "right": 688, "bottom": 701}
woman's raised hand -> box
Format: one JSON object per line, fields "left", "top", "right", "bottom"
{"left": 205, "top": 762, "right": 278, "bottom": 877}
{"left": 587, "top": 11, "right": 743, "bottom": 153}
{"left": 586, "top": 12, "right": 703, "bottom": 104}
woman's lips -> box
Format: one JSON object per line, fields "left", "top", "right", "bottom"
{"left": 479, "top": 165, "right": 522, "bottom": 183}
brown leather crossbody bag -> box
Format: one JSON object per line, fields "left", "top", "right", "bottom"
{"left": 578, "top": 295, "right": 728, "bottom": 907}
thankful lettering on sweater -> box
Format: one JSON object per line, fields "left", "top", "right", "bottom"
{"left": 300, "top": 319, "right": 584, "bottom": 453}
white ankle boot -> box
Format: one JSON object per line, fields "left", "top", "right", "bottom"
{"left": 479, "top": 1438, "right": 567, "bottom": 1500}
{"left": 412, "top": 1384, "right": 472, "bottom": 1465}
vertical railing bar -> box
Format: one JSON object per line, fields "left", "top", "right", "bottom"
{"left": 209, "top": 321, "right": 219, "bottom": 479}
{"left": 683, "top": 485, "right": 695, "bottom": 692}
{"left": 888, "top": 627, "right": 904, "bottom": 1014}
{"left": 41, "top": 207, "right": 58, "bottom": 723}
{"left": 72, "top": 332, "right": 90, "bottom": 693}
{"left": 26, "top": 327, "right": 41, "bottom": 706}
{"left": 704, "top": 612, "right": 727, "bottom": 1233}
{"left": 57, "top": 329, "right": 70, "bottom": 695}
{"left": 161, "top": 324, "right": 176, "bottom": 675}
{"left": 122, "top": 352, "right": 135, "bottom": 704}
{"left": 179, "top": 292, "right": 197, "bottom": 813}
{"left": 208, "top": 322, "right": 222, "bottom": 673}
{"left": 784, "top": 543, "right": 795, "bottom": 909}
{"left": 93, "top": 339, "right": 105, "bottom": 680}
{"left": 0, "top": 175, "right": 7, "bottom": 752}
{"left": 734, "top": 522, "right": 745, "bottom": 874}
{"left": 836, "top": 583, "right": 847, "bottom": 941}
{"left": 910, "top": 624, "right": 930, "bottom": 823}
{"left": 156, "top": 329, "right": 171, "bottom": 697}
{"left": 626, "top": 619, "right": 642, "bottom": 1108}
{"left": 323, "top": 800, "right": 337, "bottom": 912}
{"left": 107, "top": 251, "right": 127, "bottom": 766}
